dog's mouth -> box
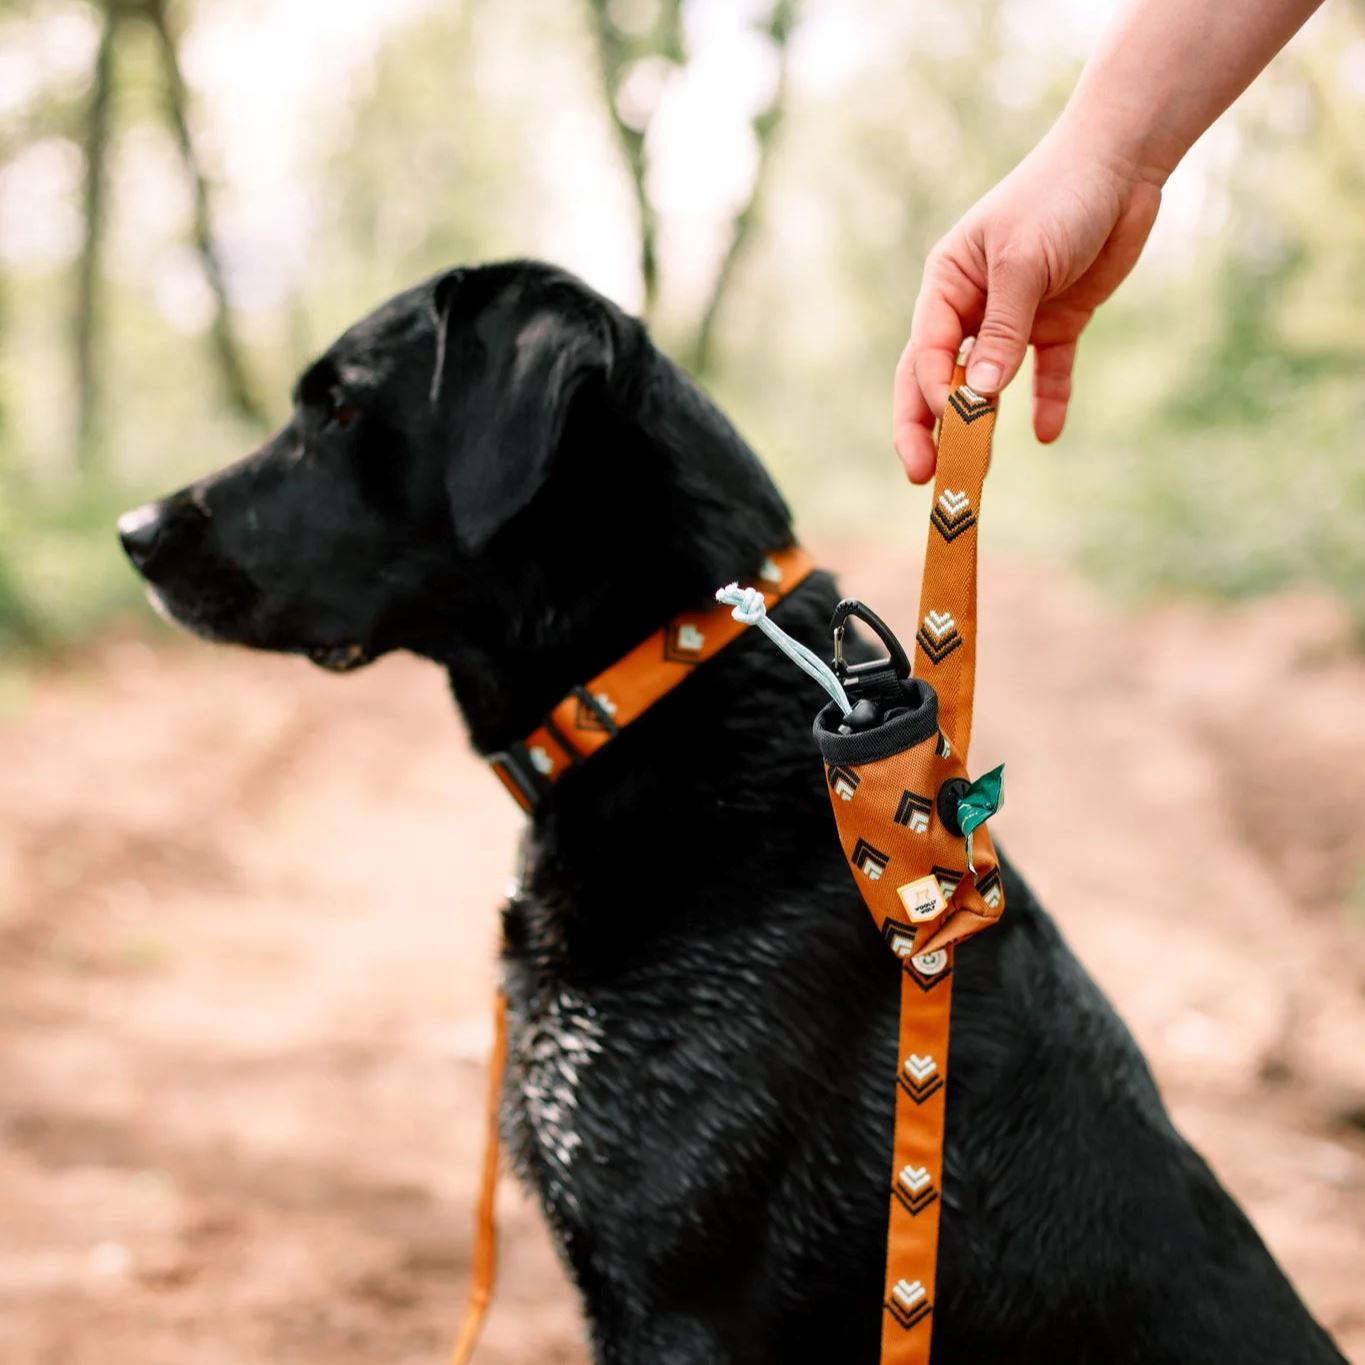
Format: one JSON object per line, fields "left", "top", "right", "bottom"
{"left": 145, "top": 584, "right": 372, "bottom": 674}
{"left": 142, "top": 582, "right": 244, "bottom": 645}
{"left": 303, "top": 642, "right": 372, "bottom": 673}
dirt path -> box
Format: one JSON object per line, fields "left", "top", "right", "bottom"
{"left": 2, "top": 546, "right": 1363, "bottom": 1364}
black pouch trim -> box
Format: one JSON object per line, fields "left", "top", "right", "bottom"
{"left": 813, "top": 677, "right": 939, "bottom": 766}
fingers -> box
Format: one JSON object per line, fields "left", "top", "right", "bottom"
{"left": 896, "top": 225, "right": 1077, "bottom": 478}
{"left": 894, "top": 263, "right": 966, "bottom": 483}
{"left": 908, "top": 272, "right": 964, "bottom": 423}
{"left": 965, "top": 250, "right": 1045, "bottom": 398}
{"left": 892, "top": 341, "right": 938, "bottom": 483}
{"left": 1031, "top": 340, "right": 1076, "bottom": 443}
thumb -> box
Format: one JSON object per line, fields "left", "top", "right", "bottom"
{"left": 964, "top": 251, "right": 1044, "bottom": 396}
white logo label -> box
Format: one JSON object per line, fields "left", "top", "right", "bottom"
{"left": 676, "top": 623, "right": 705, "bottom": 653}
{"left": 759, "top": 557, "right": 781, "bottom": 583}
{"left": 528, "top": 746, "right": 554, "bottom": 775}
{"left": 938, "top": 489, "right": 971, "bottom": 518}
{"left": 897, "top": 875, "right": 946, "bottom": 924}
{"left": 594, "top": 691, "right": 618, "bottom": 716}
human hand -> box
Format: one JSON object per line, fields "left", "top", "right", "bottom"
{"left": 893, "top": 120, "right": 1164, "bottom": 482}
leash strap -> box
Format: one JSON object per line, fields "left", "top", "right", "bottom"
{"left": 813, "top": 362, "right": 1004, "bottom": 1363}
{"left": 448, "top": 990, "right": 507, "bottom": 1365}
{"left": 490, "top": 546, "right": 814, "bottom": 811}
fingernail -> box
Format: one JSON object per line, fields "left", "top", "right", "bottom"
{"left": 967, "top": 361, "right": 1002, "bottom": 393}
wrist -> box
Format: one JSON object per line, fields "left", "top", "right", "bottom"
{"left": 1053, "top": 85, "right": 1187, "bottom": 189}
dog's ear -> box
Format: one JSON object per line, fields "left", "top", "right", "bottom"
{"left": 430, "top": 271, "right": 614, "bottom": 555}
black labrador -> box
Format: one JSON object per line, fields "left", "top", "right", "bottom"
{"left": 118, "top": 260, "right": 1346, "bottom": 1365}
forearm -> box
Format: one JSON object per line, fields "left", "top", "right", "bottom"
{"left": 1060, "top": 0, "right": 1325, "bottom": 183}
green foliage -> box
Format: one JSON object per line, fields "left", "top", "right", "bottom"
{"left": 298, "top": 5, "right": 546, "bottom": 337}
{"left": 1, "top": 0, "right": 1362, "bottom": 653}
{"left": 1060, "top": 22, "right": 1365, "bottom": 633}
{"left": 0, "top": 469, "right": 148, "bottom": 650}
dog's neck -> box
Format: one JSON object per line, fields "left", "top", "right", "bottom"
{"left": 424, "top": 337, "right": 851, "bottom": 905}
{"left": 434, "top": 347, "right": 796, "bottom": 757}
{"left": 509, "top": 571, "right": 846, "bottom": 943}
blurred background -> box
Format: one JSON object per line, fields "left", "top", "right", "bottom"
{"left": 1, "top": 1, "right": 1363, "bottom": 1361}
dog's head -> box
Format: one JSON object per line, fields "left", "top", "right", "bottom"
{"left": 118, "top": 260, "right": 790, "bottom": 744}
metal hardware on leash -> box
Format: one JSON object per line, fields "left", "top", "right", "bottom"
{"left": 723, "top": 582, "right": 1006, "bottom": 871}
{"left": 831, "top": 598, "right": 912, "bottom": 687}
{"left": 827, "top": 598, "right": 918, "bottom": 735}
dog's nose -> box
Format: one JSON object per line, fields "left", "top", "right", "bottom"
{"left": 117, "top": 502, "right": 165, "bottom": 571}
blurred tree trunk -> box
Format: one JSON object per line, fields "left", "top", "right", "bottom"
{"left": 74, "top": 0, "right": 121, "bottom": 469}
{"left": 584, "top": 0, "right": 796, "bottom": 378}
{"left": 144, "top": 0, "right": 264, "bottom": 428}
{"left": 72, "top": 0, "right": 264, "bottom": 469}
{"left": 584, "top": 0, "right": 683, "bottom": 321}
{"left": 684, "top": 0, "right": 796, "bottom": 377}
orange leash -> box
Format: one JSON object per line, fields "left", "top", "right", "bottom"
{"left": 815, "top": 360, "right": 1005, "bottom": 1362}
{"left": 488, "top": 547, "right": 814, "bottom": 813}
{"left": 448, "top": 990, "right": 507, "bottom": 1365}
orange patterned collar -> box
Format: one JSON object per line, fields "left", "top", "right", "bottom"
{"left": 488, "top": 544, "right": 814, "bottom": 812}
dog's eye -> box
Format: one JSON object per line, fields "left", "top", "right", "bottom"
{"left": 326, "top": 389, "right": 357, "bottom": 430}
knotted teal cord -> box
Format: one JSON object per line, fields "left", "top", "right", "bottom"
{"left": 714, "top": 582, "right": 852, "bottom": 716}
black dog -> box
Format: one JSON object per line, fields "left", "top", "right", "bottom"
{"left": 119, "top": 261, "right": 1346, "bottom": 1364}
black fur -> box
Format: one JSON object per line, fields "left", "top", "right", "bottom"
{"left": 119, "top": 260, "right": 1346, "bottom": 1365}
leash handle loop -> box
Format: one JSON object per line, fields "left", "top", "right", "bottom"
{"left": 913, "top": 367, "right": 996, "bottom": 762}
